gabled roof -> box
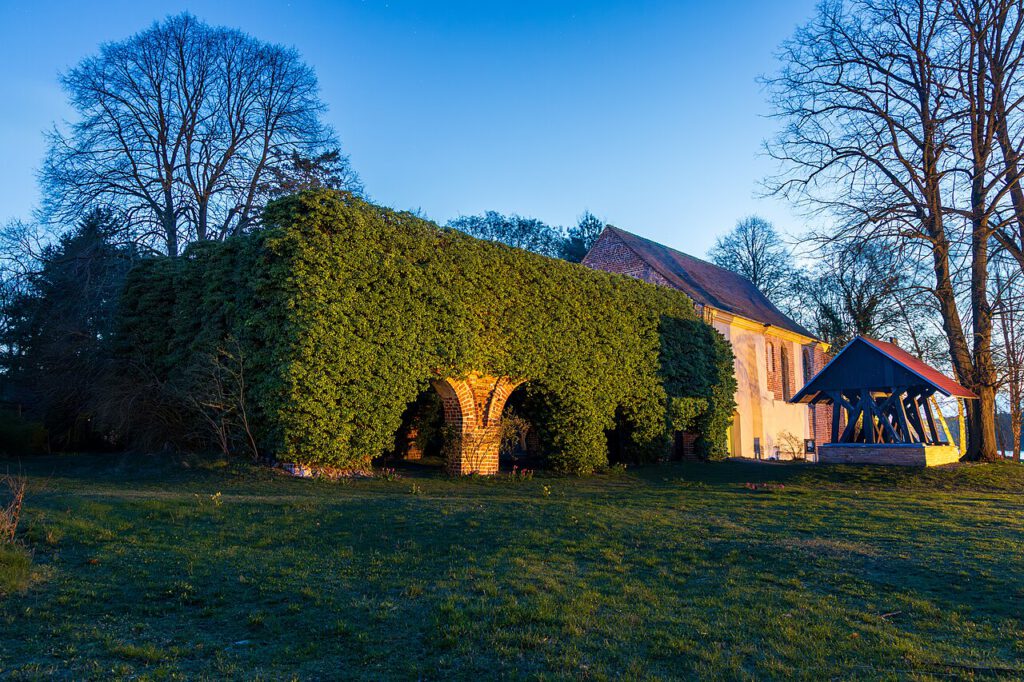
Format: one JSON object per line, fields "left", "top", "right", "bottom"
{"left": 859, "top": 337, "right": 978, "bottom": 399}
{"left": 601, "top": 226, "right": 816, "bottom": 339}
{"left": 791, "top": 335, "right": 978, "bottom": 403}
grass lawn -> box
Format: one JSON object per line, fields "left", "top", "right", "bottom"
{"left": 1, "top": 454, "right": 1023, "bottom": 680}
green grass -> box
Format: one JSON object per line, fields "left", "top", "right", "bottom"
{"left": 0, "top": 543, "right": 31, "bottom": 596}
{"left": 2, "top": 453, "right": 1023, "bottom": 680}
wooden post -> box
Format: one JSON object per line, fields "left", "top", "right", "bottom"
{"left": 863, "top": 392, "right": 875, "bottom": 444}
{"left": 840, "top": 389, "right": 863, "bottom": 443}
{"left": 957, "top": 397, "right": 967, "bottom": 457}
{"left": 894, "top": 389, "right": 912, "bottom": 443}
{"left": 905, "top": 395, "right": 926, "bottom": 444}
{"left": 930, "top": 396, "right": 955, "bottom": 444}
{"left": 920, "top": 395, "right": 940, "bottom": 445}
{"left": 830, "top": 392, "right": 841, "bottom": 442}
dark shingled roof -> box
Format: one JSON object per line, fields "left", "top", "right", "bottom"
{"left": 603, "top": 225, "right": 817, "bottom": 339}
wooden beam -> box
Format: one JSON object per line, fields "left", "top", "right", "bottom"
{"left": 920, "top": 395, "right": 940, "bottom": 445}
{"left": 905, "top": 395, "right": 927, "bottom": 444}
{"left": 930, "top": 396, "right": 955, "bottom": 445}
{"left": 894, "top": 390, "right": 914, "bottom": 443}
{"left": 840, "top": 389, "right": 863, "bottom": 443}
{"left": 830, "top": 391, "right": 841, "bottom": 442}
{"left": 874, "top": 396, "right": 900, "bottom": 442}
{"left": 863, "top": 392, "right": 875, "bottom": 444}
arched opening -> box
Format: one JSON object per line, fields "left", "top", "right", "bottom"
{"left": 605, "top": 406, "right": 636, "bottom": 466}
{"left": 438, "top": 375, "right": 526, "bottom": 474}
{"left": 388, "top": 375, "right": 564, "bottom": 474}
{"left": 389, "top": 386, "right": 447, "bottom": 467}
{"left": 730, "top": 410, "right": 742, "bottom": 456}
{"left": 781, "top": 345, "right": 793, "bottom": 401}
{"left": 389, "top": 385, "right": 446, "bottom": 464}
{"left": 498, "top": 382, "right": 552, "bottom": 470}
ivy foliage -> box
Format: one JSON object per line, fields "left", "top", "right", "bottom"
{"left": 118, "top": 190, "right": 736, "bottom": 473}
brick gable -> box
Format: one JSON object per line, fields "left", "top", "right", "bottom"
{"left": 582, "top": 230, "right": 671, "bottom": 287}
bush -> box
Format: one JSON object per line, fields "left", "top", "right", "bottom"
{"left": 118, "top": 190, "right": 736, "bottom": 473}
{"left": 0, "top": 474, "right": 26, "bottom": 544}
{"left": 0, "top": 412, "right": 48, "bottom": 456}
{"left": 0, "top": 474, "right": 29, "bottom": 596}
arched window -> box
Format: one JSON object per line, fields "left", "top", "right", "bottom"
{"left": 766, "top": 342, "right": 775, "bottom": 372}
{"left": 781, "top": 345, "right": 793, "bottom": 401}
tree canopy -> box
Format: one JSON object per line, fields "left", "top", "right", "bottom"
{"left": 42, "top": 13, "right": 358, "bottom": 256}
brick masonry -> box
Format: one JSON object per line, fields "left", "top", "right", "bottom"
{"left": 403, "top": 426, "right": 423, "bottom": 460}
{"left": 581, "top": 231, "right": 671, "bottom": 286}
{"left": 804, "top": 344, "right": 832, "bottom": 447}
{"left": 431, "top": 374, "right": 524, "bottom": 475}
{"left": 818, "top": 444, "right": 960, "bottom": 467}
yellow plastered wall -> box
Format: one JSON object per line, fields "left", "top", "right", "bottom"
{"left": 712, "top": 315, "right": 812, "bottom": 459}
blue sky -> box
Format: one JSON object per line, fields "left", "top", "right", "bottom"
{"left": 0, "top": 0, "right": 818, "bottom": 255}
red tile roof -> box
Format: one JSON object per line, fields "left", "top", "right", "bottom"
{"left": 604, "top": 226, "right": 817, "bottom": 339}
{"left": 859, "top": 336, "right": 978, "bottom": 399}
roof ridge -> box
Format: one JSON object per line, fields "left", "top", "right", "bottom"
{"left": 603, "top": 225, "right": 719, "bottom": 305}
{"left": 602, "top": 224, "right": 818, "bottom": 339}
{"left": 604, "top": 224, "right": 760, "bottom": 289}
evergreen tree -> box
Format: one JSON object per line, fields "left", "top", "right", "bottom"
{"left": 1, "top": 210, "right": 137, "bottom": 447}
{"left": 562, "top": 211, "right": 605, "bottom": 263}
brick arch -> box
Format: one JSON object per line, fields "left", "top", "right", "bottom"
{"left": 431, "top": 374, "right": 525, "bottom": 475}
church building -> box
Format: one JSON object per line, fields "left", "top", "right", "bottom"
{"left": 583, "top": 225, "right": 830, "bottom": 459}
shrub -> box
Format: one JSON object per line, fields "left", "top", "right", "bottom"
{"left": 0, "top": 475, "right": 26, "bottom": 544}
{"left": 776, "top": 430, "right": 806, "bottom": 461}
{"left": 118, "top": 190, "right": 736, "bottom": 473}
{"left": 0, "top": 411, "right": 48, "bottom": 456}
{"left": 0, "top": 474, "right": 29, "bottom": 596}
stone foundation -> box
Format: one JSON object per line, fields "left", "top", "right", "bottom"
{"left": 818, "top": 444, "right": 961, "bottom": 467}
{"left": 279, "top": 462, "right": 374, "bottom": 479}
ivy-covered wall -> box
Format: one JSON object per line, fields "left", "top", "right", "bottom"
{"left": 118, "top": 190, "right": 736, "bottom": 473}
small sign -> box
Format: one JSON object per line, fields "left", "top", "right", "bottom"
{"left": 805, "top": 439, "right": 815, "bottom": 454}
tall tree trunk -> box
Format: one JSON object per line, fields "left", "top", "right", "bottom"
{"left": 197, "top": 199, "right": 209, "bottom": 242}
{"left": 163, "top": 182, "right": 178, "bottom": 257}
{"left": 163, "top": 211, "right": 178, "bottom": 258}
{"left": 969, "top": 387, "right": 999, "bottom": 461}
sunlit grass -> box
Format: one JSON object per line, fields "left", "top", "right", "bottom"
{"left": 1, "top": 453, "right": 1022, "bottom": 679}
{"left": 0, "top": 544, "right": 31, "bottom": 596}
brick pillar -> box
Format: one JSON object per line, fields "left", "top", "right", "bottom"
{"left": 803, "top": 343, "right": 833, "bottom": 446}
{"left": 432, "top": 375, "right": 524, "bottom": 475}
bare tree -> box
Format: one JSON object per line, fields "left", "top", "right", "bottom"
{"left": 951, "top": 0, "right": 1024, "bottom": 273}
{"left": 993, "top": 257, "right": 1024, "bottom": 459}
{"left": 793, "top": 241, "right": 908, "bottom": 346}
{"left": 187, "top": 341, "right": 260, "bottom": 460}
{"left": 766, "top": 0, "right": 1003, "bottom": 460}
{"left": 708, "top": 216, "right": 794, "bottom": 303}
{"left": 42, "top": 13, "right": 352, "bottom": 256}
